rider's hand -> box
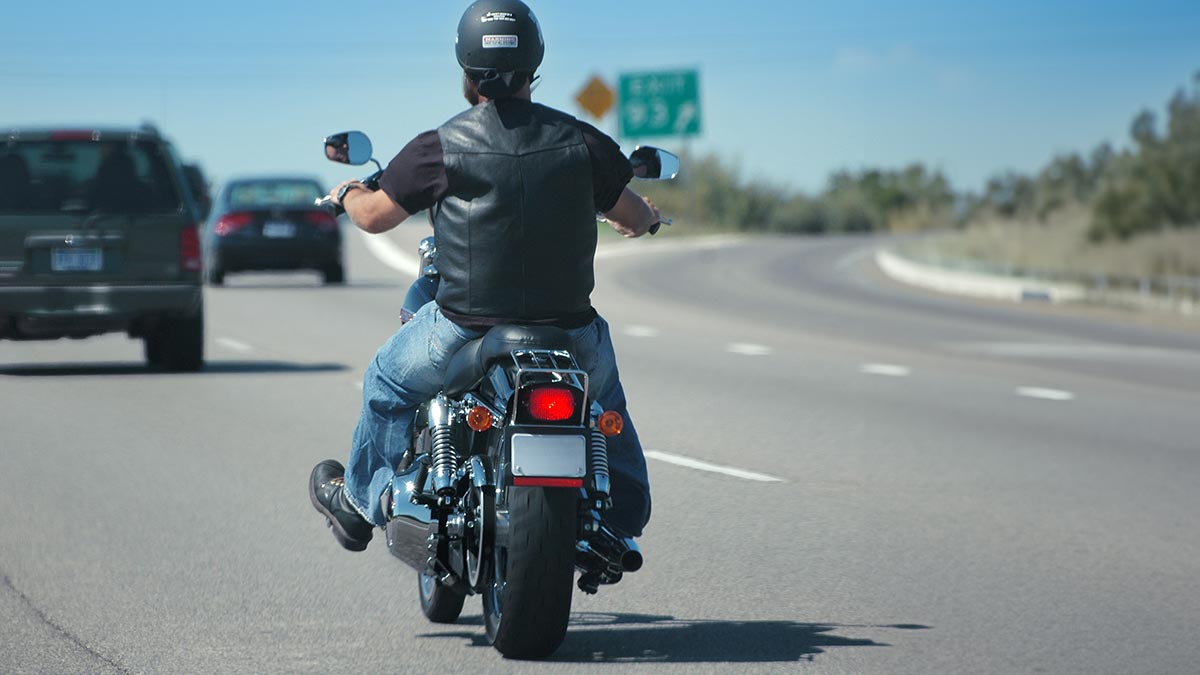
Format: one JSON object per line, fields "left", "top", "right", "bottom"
{"left": 643, "top": 196, "right": 662, "bottom": 231}
{"left": 330, "top": 180, "right": 367, "bottom": 206}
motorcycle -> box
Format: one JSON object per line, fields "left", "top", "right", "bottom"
{"left": 317, "top": 130, "right": 679, "bottom": 658}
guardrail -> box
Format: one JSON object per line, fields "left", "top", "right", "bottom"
{"left": 878, "top": 249, "right": 1200, "bottom": 317}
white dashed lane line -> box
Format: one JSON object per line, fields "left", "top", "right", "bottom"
{"left": 644, "top": 450, "right": 784, "bottom": 482}
{"left": 1016, "top": 386, "right": 1075, "bottom": 401}
{"left": 860, "top": 363, "right": 911, "bottom": 377}
{"left": 216, "top": 337, "right": 253, "bottom": 352}
{"left": 727, "top": 343, "right": 772, "bottom": 357}
{"left": 623, "top": 325, "right": 660, "bottom": 338}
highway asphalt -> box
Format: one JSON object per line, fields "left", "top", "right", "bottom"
{"left": 2, "top": 226, "right": 1198, "bottom": 673}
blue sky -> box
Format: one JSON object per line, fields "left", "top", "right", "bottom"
{"left": 4, "top": 1, "right": 1198, "bottom": 196}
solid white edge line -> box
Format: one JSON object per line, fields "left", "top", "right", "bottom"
{"left": 644, "top": 450, "right": 783, "bottom": 482}
{"left": 1016, "top": 387, "right": 1075, "bottom": 401}
{"left": 357, "top": 229, "right": 420, "bottom": 276}
{"left": 216, "top": 337, "right": 252, "bottom": 352}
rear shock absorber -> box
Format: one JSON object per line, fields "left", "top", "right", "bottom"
{"left": 589, "top": 424, "right": 611, "bottom": 505}
{"left": 429, "top": 395, "right": 457, "bottom": 500}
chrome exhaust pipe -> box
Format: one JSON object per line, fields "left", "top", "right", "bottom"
{"left": 384, "top": 459, "right": 436, "bottom": 571}
{"left": 578, "top": 524, "right": 642, "bottom": 574}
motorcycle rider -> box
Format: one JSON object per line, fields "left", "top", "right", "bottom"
{"left": 310, "top": 0, "right": 661, "bottom": 553}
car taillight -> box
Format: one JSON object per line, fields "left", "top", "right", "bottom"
{"left": 304, "top": 211, "right": 339, "bottom": 232}
{"left": 180, "top": 225, "right": 202, "bottom": 272}
{"left": 524, "top": 386, "right": 577, "bottom": 422}
{"left": 214, "top": 212, "right": 254, "bottom": 236}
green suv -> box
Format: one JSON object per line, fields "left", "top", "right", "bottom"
{"left": 0, "top": 127, "right": 205, "bottom": 370}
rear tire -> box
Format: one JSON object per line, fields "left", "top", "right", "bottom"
{"left": 483, "top": 487, "right": 577, "bottom": 659}
{"left": 207, "top": 256, "right": 225, "bottom": 285}
{"left": 144, "top": 308, "right": 204, "bottom": 372}
{"left": 323, "top": 262, "right": 345, "bottom": 285}
{"left": 418, "top": 571, "right": 466, "bottom": 623}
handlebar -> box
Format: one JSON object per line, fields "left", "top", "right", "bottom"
{"left": 314, "top": 170, "right": 384, "bottom": 217}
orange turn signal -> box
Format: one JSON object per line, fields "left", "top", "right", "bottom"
{"left": 597, "top": 410, "right": 623, "bottom": 437}
{"left": 467, "top": 406, "right": 493, "bottom": 432}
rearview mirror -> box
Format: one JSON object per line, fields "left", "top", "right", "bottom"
{"left": 629, "top": 146, "right": 680, "bottom": 180}
{"left": 323, "top": 131, "right": 373, "bottom": 166}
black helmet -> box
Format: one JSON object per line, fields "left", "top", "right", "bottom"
{"left": 456, "top": 0, "right": 544, "bottom": 98}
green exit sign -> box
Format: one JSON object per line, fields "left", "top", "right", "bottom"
{"left": 618, "top": 69, "right": 701, "bottom": 139}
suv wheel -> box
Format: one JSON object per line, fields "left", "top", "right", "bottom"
{"left": 145, "top": 308, "right": 205, "bottom": 372}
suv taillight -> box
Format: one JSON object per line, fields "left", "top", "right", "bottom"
{"left": 214, "top": 212, "right": 253, "bottom": 236}
{"left": 180, "top": 225, "right": 202, "bottom": 272}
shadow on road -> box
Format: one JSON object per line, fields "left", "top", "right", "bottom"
{"left": 211, "top": 280, "right": 405, "bottom": 290}
{"left": 421, "top": 612, "right": 929, "bottom": 664}
{"left": 0, "top": 360, "right": 350, "bottom": 377}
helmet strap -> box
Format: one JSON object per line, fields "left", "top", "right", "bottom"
{"left": 476, "top": 70, "right": 531, "bottom": 99}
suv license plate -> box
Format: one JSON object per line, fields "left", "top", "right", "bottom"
{"left": 51, "top": 247, "right": 103, "bottom": 272}
{"left": 262, "top": 222, "right": 296, "bottom": 238}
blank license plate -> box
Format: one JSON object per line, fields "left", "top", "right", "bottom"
{"left": 510, "top": 434, "right": 586, "bottom": 477}
{"left": 51, "top": 247, "right": 103, "bottom": 272}
{"left": 262, "top": 222, "right": 296, "bottom": 238}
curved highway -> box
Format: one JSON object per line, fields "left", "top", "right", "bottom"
{"left": 2, "top": 228, "right": 1198, "bottom": 673}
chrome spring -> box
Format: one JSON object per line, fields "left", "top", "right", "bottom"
{"left": 589, "top": 426, "right": 611, "bottom": 498}
{"left": 431, "top": 423, "right": 456, "bottom": 496}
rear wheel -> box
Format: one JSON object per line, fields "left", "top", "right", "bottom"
{"left": 322, "top": 262, "right": 345, "bottom": 285}
{"left": 483, "top": 487, "right": 577, "bottom": 659}
{"left": 144, "top": 308, "right": 204, "bottom": 372}
{"left": 207, "top": 255, "right": 226, "bottom": 285}
{"left": 418, "top": 571, "right": 466, "bottom": 623}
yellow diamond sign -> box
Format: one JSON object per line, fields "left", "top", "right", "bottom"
{"left": 575, "top": 75, "right": 615, "bottom": 120}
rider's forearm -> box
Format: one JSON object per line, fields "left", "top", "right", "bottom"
{"left": 604, "top": 188, "right": 657, "bottom": 238}
{"left": 344, "top": 188, "right": 411, "bottom": 234}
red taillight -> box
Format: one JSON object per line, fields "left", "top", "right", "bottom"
{"left": 526, "top": 387, "right": 577, "bottom": 422}
{"left": 51, "top": 130, "right": 98, "bottom": 141}
{"left": 214, "top": 211, "right": 254, "bottom": 236}
{"left": 180, "top": 225, "right": 202, "bottom": 272}
{"left": 303, "top": 210, "right": 339, "bottom": 232}
{"left": 513, "top": 477, "right": 585, "bottom": 488}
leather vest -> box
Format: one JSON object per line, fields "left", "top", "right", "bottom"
{"left": 432, "top": 100, "right": 597, "bottom": 322}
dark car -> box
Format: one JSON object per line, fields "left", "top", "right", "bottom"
{"left": 0, "top": 126, "right": 205, "bottom": 371}
{"left": 204, "top": 177, "right": 343, "bottom": 285}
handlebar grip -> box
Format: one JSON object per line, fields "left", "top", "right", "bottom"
{"left": 648, "top": 222, "right": 661, "bottom": 235}
{"left": 314, "top": 195, "right": 345, "bottom": 216}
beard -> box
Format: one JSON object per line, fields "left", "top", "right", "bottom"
{"left": 462, "top": 73, "right": 480, "bottom": 106}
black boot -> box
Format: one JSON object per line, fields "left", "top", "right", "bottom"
{"left": 309, "top": 460, "right": 374, "bottom": 551}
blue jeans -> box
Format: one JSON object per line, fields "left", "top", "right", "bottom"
{"left": 343, "top": 301, "right": 652, "bottom": 538}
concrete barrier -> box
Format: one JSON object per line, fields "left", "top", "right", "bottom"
{"left": 875, "top": 249, "right": 1086, "bottom": 304}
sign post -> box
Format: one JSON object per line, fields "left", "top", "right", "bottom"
{"left": 618, "top": 69, "right": 701, "bottom": 140}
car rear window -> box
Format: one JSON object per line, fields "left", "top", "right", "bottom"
{"left": 227, "top": 181, "right": 323, "bottom": 209}
{"left": 0, "top": 140, "right": 182, "bottom": 214}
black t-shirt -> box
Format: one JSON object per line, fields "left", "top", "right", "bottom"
{"left": 378, "top": 117, "right": 633, "bottom": 216}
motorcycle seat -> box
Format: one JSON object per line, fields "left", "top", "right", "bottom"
{"left": 443, "top": 324, "right": 572, "bottom": 397}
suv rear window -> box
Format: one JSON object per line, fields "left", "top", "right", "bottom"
{"left": 0, "top": 140, "right": 182, "bottom": 214}
{"left": 227, "top": 180, "right": 323, "bottom": 209}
